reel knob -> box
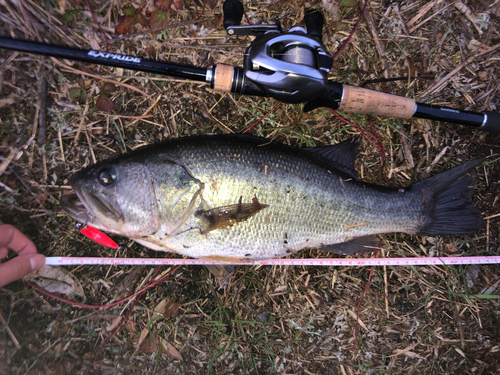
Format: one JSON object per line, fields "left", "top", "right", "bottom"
{"left": 304, "top": 9, "right": 324, "bottom": 40}
{"left": 223, "top": 0, "right": 244, "bottom": 30}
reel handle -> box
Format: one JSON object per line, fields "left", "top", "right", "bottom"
{"left": 304, "top": 10, "right": 324, "bottom": 40}
{"left": 223, "top": 0, "right": 244, "bottom": 30}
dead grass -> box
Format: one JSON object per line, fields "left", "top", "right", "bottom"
{"left": 1, "top": 0, "right": 500, "bottom": 374}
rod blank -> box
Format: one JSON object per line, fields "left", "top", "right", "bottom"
{"left": 0, "top": 37, "right": 208, "bottom": 82}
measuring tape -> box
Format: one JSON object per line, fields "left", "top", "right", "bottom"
{"left": 57, "top": 225, "right": 500, "bottom": 267}
{"left": 45, "top": 256, "right": 500, "bottom": 267}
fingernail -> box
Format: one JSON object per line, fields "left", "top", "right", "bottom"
{"left": 29, "top": 254, "right": 46, "bottom": 271}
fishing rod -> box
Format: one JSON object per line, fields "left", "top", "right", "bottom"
{"left": 0, "top": 0, "right": 498, "bottom": 133}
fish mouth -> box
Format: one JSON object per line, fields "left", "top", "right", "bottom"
{"left": 60, "top": 193, "right": 89, "bottom": 224}
{"left": 60, "top": 187, "right": 123, "bottom": 227}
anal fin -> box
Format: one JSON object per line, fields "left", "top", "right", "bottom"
{"left": 321, "top": 236, "right": 379, "bottom": 256}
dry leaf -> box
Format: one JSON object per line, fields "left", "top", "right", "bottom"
{"left": 88, "top": 34, "right": 101, "bottom": 51}
{"left": 150, "top": 10, "right": 170, "bottom": 30}
{"left": 95, "top": 93, "right": 114, "bottom": 111}
{"left": 136, "top": 325, "right": 152, "bottom": 352}
{"left": 25, "top": 265, "right": 85, "bottom": 300}
{"left": 116, "top": 19, "right": 134, "bottom": 35}
{"left": 151, "top": 298, "right": 179, "bottom": 319}
{"left": 444, "top": 243, "right": 458, "bottom": 254}
{"left": 138, "top": 334, "right": 183, "bottom": 361}
{"left": 164, "top": 300, "right": 180, "bottom": 320}
{"left": 321, "top": 0, "right": 339, "bottom": 22}
{"left": 154, "top": 298, "right": 167, "bottom": 314}
{"left": 156, "top": 0, "right": 173, "bottom": 11}
{"left": 139, "top": 336, "right": 158, "bottom": 354}
{"left": 161, "top": 339, "right": 183, "bottom": 361}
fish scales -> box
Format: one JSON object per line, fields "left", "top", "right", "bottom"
{"left": 159, "top": 139, "right": 412, "bottom": 258}
{"left": 61, "top": 135, "right": 483, "bottom": 260}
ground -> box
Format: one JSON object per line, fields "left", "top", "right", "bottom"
{"left": 0, "top": 0, "right": 499, "bottom": 374}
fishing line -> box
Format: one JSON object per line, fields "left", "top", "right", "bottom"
{"left": 44, "top": 256, "right": 500, "bottom": 267}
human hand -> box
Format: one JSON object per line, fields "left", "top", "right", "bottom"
{"left": 0, "top": 224, "right": 45, "bottom": 288}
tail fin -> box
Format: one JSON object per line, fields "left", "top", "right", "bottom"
{"left": 413, "top": 159, "right": 483, "bottom": 235}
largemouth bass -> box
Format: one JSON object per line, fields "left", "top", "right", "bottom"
{"left": 61, "top": 134, "right": 483, "bottom": 261}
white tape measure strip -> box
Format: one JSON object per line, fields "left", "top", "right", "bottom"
{"left": 45, "top": 256, "right": 500, "bottom": 267}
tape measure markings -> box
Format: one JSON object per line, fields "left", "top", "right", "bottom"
{"left": 45, "top": 256, "right": 500, "bottom": 267}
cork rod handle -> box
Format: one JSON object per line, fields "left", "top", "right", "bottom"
{"left": 213, "top": 63, "right": 235, "bottom": 92}
{"left": 339, "top": 85, "right": 416, "bottom": 119}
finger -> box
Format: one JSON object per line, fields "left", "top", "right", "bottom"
{"left": 0, "top": 247, "right": 8, "bottom": 259}
{"left": 0, "top": 224, "right": 37, "bottom": 255}
{"left": 0, "top": 253, "right": 45, "bottom": 288}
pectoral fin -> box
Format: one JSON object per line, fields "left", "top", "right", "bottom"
{"left": 320, "top": 236, "right": 380, "bottom": 256}
{"left": 152, "top": 162, "right": 203, "bottom": 236}
{"left": 195, "top": 198, "right": 268, "bottom": 234}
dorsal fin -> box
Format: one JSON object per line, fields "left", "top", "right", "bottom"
{"left": 302, "top": 137, "right": 359, "bottom": 179}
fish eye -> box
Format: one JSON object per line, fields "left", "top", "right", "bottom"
{"left": 98, "top": 168, "right": 116, "bottom": 187}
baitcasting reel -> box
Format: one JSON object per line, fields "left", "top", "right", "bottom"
{"left": 222, "top": 0, "right": 333, "bottom": 104}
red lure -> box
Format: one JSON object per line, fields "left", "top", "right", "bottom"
{"left": 80, "top": 225, "right": 119, "bottom": 249}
